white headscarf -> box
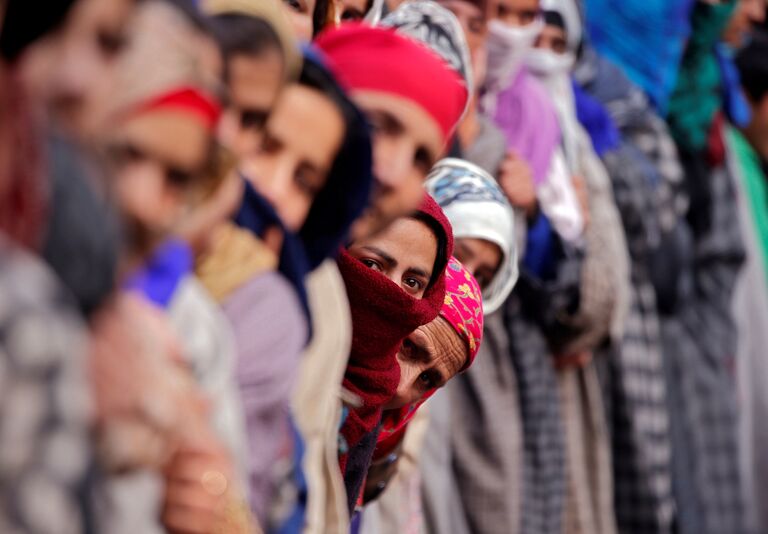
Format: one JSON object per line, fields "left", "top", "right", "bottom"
{"left": 483, "top": 16, "right": 543, "bottom": 113}
{"left": 425, "top": 158, "right": 518, "bottom": 314}
{"left": 381, "top": 1, "right": 474, "bottom": 117}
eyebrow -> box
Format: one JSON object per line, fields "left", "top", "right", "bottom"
{"left": 372, "top": 109, "right": 406, "bottom": 136}
{"left": 360, "top": 246, "right": 396, "bottom": 267}
{"left": 406, "top": 266, "right": 431, "bottom": 280}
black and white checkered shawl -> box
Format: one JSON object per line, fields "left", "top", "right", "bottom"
{"left": 578, "top": 49, "right": 680, "bottom": 534}
{"left": 660, "top": 155, "right": 748, "bottom": 534}
{"left": 598, "top": 145, "right": 676, "bottom": 534}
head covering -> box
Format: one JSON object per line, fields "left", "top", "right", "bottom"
{"left": 315, "top": 23, "right": 467, "bottom": 143}
{"left": 541, "top": 0, "right": 582, "bottom": 51}
{"left": 483, "top": 17, "right": 543, "bottom": 111}
{"left": 374, "top": 256, "right": 483, "bottom": 458}
{"left": 584, "top": 0, "right": 696, "bottom": 112}
{"left": 202, "top": 0, "right": 302, "bottom": 80}
{"left": 526, "top": 0, "right": 581, "bottom": 170}
{"left": 381, "top": 1, "right": 474, "bottom": 113}
{"left": 0, "top": 0, "right": 77, "bottom": 61}
{"left": 297, "top": 47, "right": 374, "bottom": 270}
{"left": 133, "top": 86, "right": 222, "bottom": 130}
{"left": 666, "top": 0, "right": 739, "bottom": 152}
{"left": 441, "top": 256, "right": 484, "bottom": 369}
{"left": 109, "top": 0, "right": 222, "bottom": 121}
{"left": 364, "top": 0, "right": 386, "bottom": 25}
{"left": 426, "top": 158, "right": 518, "bottom": 314}
{"left": 234, "top": 48, "right": 373, "bottom": 324}
{"left": 527, "top": 0, "right": 581, "bottom": 79}
{"left": 338, "top": 193, "right": 453, "bottom": 453}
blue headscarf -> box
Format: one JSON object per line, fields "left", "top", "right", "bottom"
{"left": 584, "top": 0, "right": 696, "bottom": 113}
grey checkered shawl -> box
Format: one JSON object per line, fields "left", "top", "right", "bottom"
{"left": 660, "top": 158, "right": 748, "bottom": 534}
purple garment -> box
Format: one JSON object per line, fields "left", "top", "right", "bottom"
{"left": 490, "top": 69, "right": 561, "bottom": 186}
{"left": 222, "top": 270, "right": 308, "bottom": 523}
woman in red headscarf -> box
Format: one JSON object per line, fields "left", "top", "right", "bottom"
{"left": 337, "top": 193, "right": 454, "bottom": 511}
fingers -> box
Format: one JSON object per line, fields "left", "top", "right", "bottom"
{"left": 162, "top": 501, "right": 218, "bottom": 534}
{"left": 162, "top": 448, "right": 234, "bottom": 534}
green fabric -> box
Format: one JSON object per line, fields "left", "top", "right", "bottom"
{"left": 729, "top": 128, "right": 768, "bottom": 284}
{"left": 667, "top": 0, "right": 738, "bottom": 151}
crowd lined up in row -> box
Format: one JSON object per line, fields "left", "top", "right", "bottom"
{"left": 2, "top": 0, "right": 768, "bottom": 533}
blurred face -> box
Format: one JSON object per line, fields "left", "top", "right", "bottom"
{"left": 723, "top": 0, "right": 767, "bottom": 47}
{"left": 489, "top": 0, "right": 539, "bottom": 26}
{"left": 534, "top": 23, "right": 567, "bottom": 54}
{"left": 386, "top": 316, "right": 468, "bottom": 409}
{"left": 340, "top": 0, "right": 371, "bottom": 21}
{"left": 280, "top": 0, "right": 315, "bottom": 41}
{"left": 454, "top": 237, "right": 502, "bottom": 289}
{"left": 348, "top": 217, "right": 438, "bottom": 299}
{"left": 243, "top": 84, "right": 344, "bottom": 231}
{"left": 744, "top": 94, "right": 768, "bottom": 160}
{"left": 107, "top": 110, "right": 214, "bottom": 243}
{"left": 349, "top": 92, "right": 444, "bottom": 240}
{"left": 438, "top": 0, "right": 487, "bottom": 54}
{"left": 438, "top": 0, "right": 488, "bottom": 87}
{"left": 17, "top": 0, "right": 133, "bottom": 138}
{"left": 218, "top": 50, "right": 285, "bottom": 160}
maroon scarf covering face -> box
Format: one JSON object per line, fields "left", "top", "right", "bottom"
{"left": 338, "top": 194, "right": 453, "bottom": 452}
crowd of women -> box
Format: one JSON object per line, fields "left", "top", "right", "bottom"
{"left": 1, "top": 0, "right": 768, "bottom": 532}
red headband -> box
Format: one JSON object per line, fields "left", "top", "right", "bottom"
{"left": 315, "top": 24, "right": 467, "bottom": 143}
{"left": 134, "top": 87, "right": 221, "bottom": 131}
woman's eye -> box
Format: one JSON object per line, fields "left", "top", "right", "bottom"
{"left": 520, "top": 10, "right": 537, "bottom": 24}
{"left": 283, "top": 0, "right": 304, "bottom": 13}
{"left": 341, "top": 8, "right": 364, "bottom": 21}
{"left": 418, "top": 372, "right": 434, "bottom": 388}
{"left": 404, "top": 277, "right": 424, "bottom": 290}
{"left": 361, "top": 259, "right": 382, "bottom": 271}
{"left": 294, "top": 171, "right": 318, "bottom": 198}
{"left": 259, "top": 134, "right": 279, "bottom": 155}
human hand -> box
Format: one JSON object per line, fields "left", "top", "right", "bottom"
{"left": 498, "top": 151, "right": 537, "bottom": 218}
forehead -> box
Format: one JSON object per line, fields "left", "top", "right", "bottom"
{"left": 68, "top": 0, "right": 134, "bottom": 34}
{"left": 426, "top": 316, "right": 468, "bottom": 374}
{"left": 439, "top": 0, "right": 484, "bottom": 18}
{"left": 343, "top": 0, "right": 370, "bottom": 12}
{"left": 495, "top": 0, "right": 539, "bottom": 11}
{"left": 116, "top": 110, "right": 211, "bottom": 167}
{"left": 357, "top": 217, "right": 438, "bottom": 262}
{"left": 352, "top": 90, "right": 445, "bottom": 159}
{"left": 228, "top": 52, "right": 284, "bottom": 109}
{"left": 269, "top": 84, "right": 345, "bottom": 161}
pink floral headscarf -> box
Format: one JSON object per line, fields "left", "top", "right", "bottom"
{"left": 442, "top": 256, "right": 484, "bottom": 371}
{"left": 375, "top": 257, "right": 484, "bottom": 459}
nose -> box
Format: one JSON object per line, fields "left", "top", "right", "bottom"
{"left": 253, "top": 155, "right": 291, "bottom": 210}
{"left": 390, "top": 359, "right": 421, "bottom": 409}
